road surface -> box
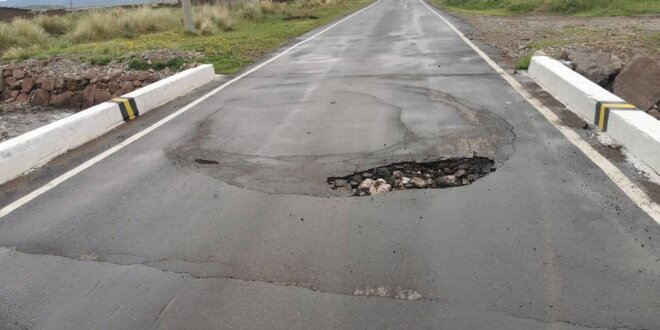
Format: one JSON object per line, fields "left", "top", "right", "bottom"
{"left": 1, "top": 0, "right": 659, "bottom": 329}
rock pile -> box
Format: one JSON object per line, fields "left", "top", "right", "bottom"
{"left": 1, "top": 58, "right": 160, "bottom": 109}
{"left": 328, "top": 157, "right": 495, "bottom": 196}
{"left": 0, "top": 51, "right": 199, "bottom": 111}
{"left": 561, "top": 51, "right": 660, "bottom": 120}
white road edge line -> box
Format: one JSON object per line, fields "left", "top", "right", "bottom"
{"left": 0, "top": 0, "right": 382, "bottom": 219}
{"left": 418, "top": 0, "right": 660, "bottom": 224}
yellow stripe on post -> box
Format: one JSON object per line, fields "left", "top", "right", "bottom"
{"left": 601, "top": 103, "right": 636, "bottom": 110}
{"left": 598, "top": 105, "right": 607, "bottom": 129}
{"left": 122, "top": 99, "right": 136, "bottom": 120}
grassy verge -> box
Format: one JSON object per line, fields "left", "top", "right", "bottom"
{"left": 0, "top": 0, "right": 372, "bottom": 74}
{"left": 430, "top": 0, "right": 660, "bottom": 15}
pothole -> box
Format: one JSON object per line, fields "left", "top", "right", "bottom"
{"left": 327, "top": 157, "right": 495, "bottom": 196}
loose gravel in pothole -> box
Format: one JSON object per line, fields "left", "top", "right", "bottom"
{"left": 327, "top": 157, "right": 495, "bottom": 196}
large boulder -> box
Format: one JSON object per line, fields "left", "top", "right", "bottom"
{"left": 567, "top": 49, "right": 622, "bottom": 87}
{"left": 612, "top": 56, "right": 660, "bottom": 111}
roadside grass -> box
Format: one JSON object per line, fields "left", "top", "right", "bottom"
{"left": 0, "top": 0, "right": 372, "bottom": 73}
{"left": 432, "top": 0, "right": 660, "bottom": 15}
{"left": 515, "top": 53, "right": 532, "bottom": 70}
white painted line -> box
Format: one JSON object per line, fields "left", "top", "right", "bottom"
{"left": 418, "top": 0, "right": 660, "bottom": 224}
{"left": 0, "top": 0, "right": 382, "bottom": 219}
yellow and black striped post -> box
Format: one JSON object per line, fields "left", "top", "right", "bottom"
{"left": 594, "top": 101, "right": 637, "bottom": 131}
{"left": 111, "top": 97, "right": 140, "bottom": 122}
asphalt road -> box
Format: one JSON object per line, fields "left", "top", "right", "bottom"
{"left": 1, "top": 0, "right": 659, "bottom": 329}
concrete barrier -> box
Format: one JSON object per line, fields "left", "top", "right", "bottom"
{"left": 529, "top": 54, "right": 660, "bottom": 173}
{"left": 0, "top": 64, "right": 215, "bottom": 185}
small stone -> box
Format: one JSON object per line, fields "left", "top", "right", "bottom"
{"left": 11, "top": 79, "right": 22, "bottom": 90}
{"left": 41, "top": 77, "right": 55, "bottom": 91}
{"left": 13, "top": 70, "right": 25, "bottom": 79}
{"left": 54, "top": 78, "right": 65, "bottom": 90}
{"left": 68, "top": 92, "right": 82, "bottom": 109}
{"left": 4, "top": 76, "right": 15, "bottom": 88}
{"left": 119, "top": 82, "right": 133, "bottom": 95}
{"left": 361, "top": 172, "right": 373, "bottom": 179}
{"left": 15, "top": 93, "right": 29, "bottom": 103}
{"left": 110, "top": 69, "right": 122, "bottom": 78}
{"left": 108, "top": 82, "right": 119, "bottom": 93}
{"left": 401, "top": 177, "right": 412, "bottom": 185}
{"left": 349, "top": 180, "right": 359, "bottom": 188}
{"left": 51, "top": 91, "right": 73, "bottom": 108}
{"left": 136, "top": 72, "right": 149, "bottom": 81}
{"left": 376, "top": 178, "right": 387, "bottom": 184}
{"left": 132, "top": 80, "right": 142, "bottom": 87}
{"left": 372, "top": 183, "right": 392, "bottom": 195}
{"left": 21, "top": 78, "right": 34, "bottom": 93}
{"left": 454, "top": 169, "right": 467, "bottom": 177}
{"left": 30, "top": 89, "right": 51, "bottom": 107}
{"left": 92, "top": 89, "right": 112, "bottom": 104}
{"left": 357, "top": 179, "right": 375, "bottom": 193}
{"left": 436, "top": 175, "right": 460, "bottom": 187}
{"left": 411, "top": 177, "right": 427, "bottom": 189}
{"left": 373, "top": 167, "right": 390, "bottom": 179}
{"left": 84, "top": 69, "right": 100, "bottom": 80}
{"left": 82, "top": 85, "right": 96, "bottom": 108}
{"left": 1, "top": 89, "right": 11, "bottom": 100}
{"left": 333, "top": 179, "right": 348, "bottom": 189}
{"left": 392, "top": 170, "right": 403, "bottom": 180}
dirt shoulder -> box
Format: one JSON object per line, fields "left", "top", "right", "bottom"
{"left": 454, "top": 13, "right": 659, "bottom": 68}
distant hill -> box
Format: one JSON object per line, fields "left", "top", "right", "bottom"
{"left": 0, "top": 0, "right": 176, "bottom": 9}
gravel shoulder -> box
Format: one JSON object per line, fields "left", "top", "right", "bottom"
{"left": 454, "top": 13, "right": 659, "bottom": 68}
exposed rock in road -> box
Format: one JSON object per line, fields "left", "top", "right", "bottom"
{"left": 357, "top": 179, "right": 375, "bottom": 195}
{"left": 328, "top": 157, "right": 495, "bottom": 196}
{"left": 612, "top": 56, "right": 660, "bottom": 111}
{"left": 566, "top": 49, "right": 622, "bottom": 87}
{"left": 411, "top": 177, "right": 427, "bottom": 189}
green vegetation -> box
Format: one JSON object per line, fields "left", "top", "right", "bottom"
{"left": 515, "top": 53, "right": 532, "bottom": 70}
{"left": 127, "top": 57, "right": 185, "bottom": 71}
{"left": 0, "top": 0, "right": 371, "bottom": 73}
{"left": 432, "top": 0, "right": 660, "bottom": 15}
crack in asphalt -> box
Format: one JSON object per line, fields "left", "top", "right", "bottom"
{"left": 0, "top": 247, "right": 649, "bottom": 330}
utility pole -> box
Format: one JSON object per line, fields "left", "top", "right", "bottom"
{"left": 181, "top": 0, "right": 195, "bottom": 34}
{"left": 69, "top": 0, "right": 74, "bottom": 11}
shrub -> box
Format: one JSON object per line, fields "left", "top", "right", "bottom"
{"left": 0, "top": 23, "right": 19, "bottom": 52}
{"left": 240, "top": 3, "right": 264, "bottom": 21}
{"left": 195, "top": 5, "right": 234, "bottom": 32}
{"left": 90, "top": 56, "right": 113, "bottom": 66}
{"left": 127, "top": 58, "right": 150, "bottom": 70}
{"left": 123, "top": 7, "right": 180, "bottom": 34}
{"left": 69, "top": 10, "right": 120, "bottom": 42}
{"left": 70, "top": 7, "right": 180, "bottom": 43}
{"left": 152, "top": 58, "right": 184, "bottom": 70}
{"left": 13, "top": 18, "right": 50, "bottom": 47}
{"left": 34, "top": 15, "right": 73, "bottom": 36}
{"left": 196, "top": 16, "right": 219, "bottom": 35}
